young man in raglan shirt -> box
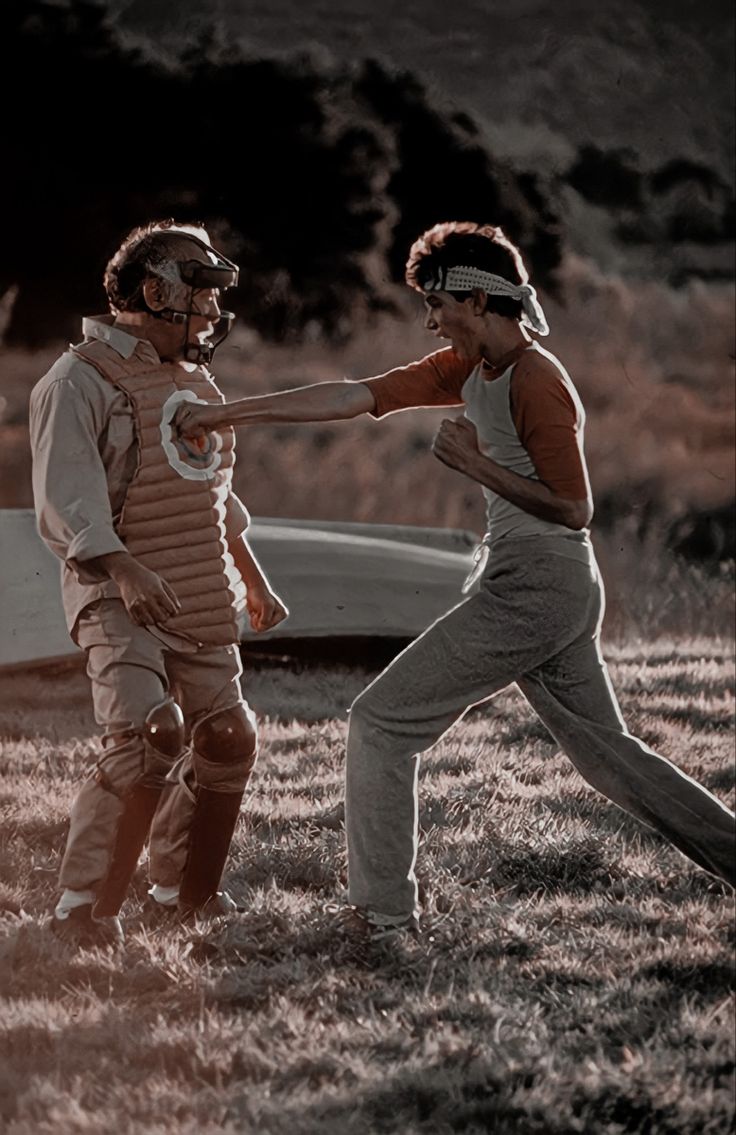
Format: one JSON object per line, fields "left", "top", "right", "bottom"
{"left": 176, "top": 221, "right": 735, "bottom": 937}
{"left": 29, "top": 221, "right": 287, "bottom": 947}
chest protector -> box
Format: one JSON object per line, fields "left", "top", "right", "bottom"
{"left": 72, "top": 338, "right": 247, "bottom": 647}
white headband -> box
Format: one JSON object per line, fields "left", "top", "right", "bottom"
{"left": 423, "top": 264, "right": 549, "bottom": 336}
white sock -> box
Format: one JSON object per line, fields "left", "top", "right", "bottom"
{"left": 55, "top": 889, "right": 95, "bottom": 919}
{"left": 148, "top": 884, "right": 180, "bottom": 907}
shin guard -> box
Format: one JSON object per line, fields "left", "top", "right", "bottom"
{"left": 177, "top": 788, "right": 244, "bottom": 911}
{"left": 92, "top": 698, "right": 185, "bottom": 918}
{"left": 92, "top": 784, "right": 162, "bottom": 917}
{"left": 177, "top": 703, "right": 257, "bottom": 912}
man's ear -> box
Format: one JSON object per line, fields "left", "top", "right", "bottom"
{"left": 142, "top": 276, "right": 167, "bottom": 312}
{"left": 470, "top": 288, "right": 488, "bottom": 316}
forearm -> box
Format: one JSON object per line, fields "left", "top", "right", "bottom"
{"left": 464, "top": 451, "right": 592, "bottom": 529}
{"left": 228, "top": 534, "right": 272, "bottom": 590}
{"left": 230, "top": 534, "right": 288, "bottom": 632}
{"left": 80, "top": 550, "right": 138, "bottom": 583}
{"left": 34, "top": 502, "right": 129, "bottom": 581}
{"left": 209, "top": 381, "right": 375, "bottom": 428}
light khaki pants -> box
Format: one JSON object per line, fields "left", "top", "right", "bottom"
{"left": 60, "top": 599, "right": 251, "bottom": 892}
{"left": 346, "top": 538, "right": 735, "bottom": 919}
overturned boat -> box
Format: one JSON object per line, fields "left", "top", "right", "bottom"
{"left": 0, "top": 510, "right": 476, "bottom": 669}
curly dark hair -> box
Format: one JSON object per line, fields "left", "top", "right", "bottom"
{"left": 405, "top": 221, "right": 528, "bottom": 321}
{"left": 104, "top": 219, "right": 210, "bottom": 314}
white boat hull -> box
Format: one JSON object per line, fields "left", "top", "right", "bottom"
{"left": 0, "top": 510, "right": 476, "bottom": 668}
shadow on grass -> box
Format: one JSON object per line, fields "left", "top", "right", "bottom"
{"left": 234, "top": 838, "right": 340, "bottom": 895}
{"left": 0, "top": 816, "right": 69, "bottom": 851}
{"left": 243, "top": 1044, "right": 717, "bottom": 1135}
{"left": 3, "top": 896, "right": 733, "bottom": 1133}
{"left": 242, "top": 636, "right": 409, "bottom": 672}
{"left": 485, "top": 841, "right": 621, "bottom": 897}
{"left": 266, "top": 1057, "right": 532, "bottom": 1133}
{"left": 538, "top": 792, "right": 671, "bottom": 843}
{"left": 702, "top": 767, "right": 736, "bottom": 793}
{"left": 642, "top": 704, "right": 736, "bottom": 733}
{"left": 638, "top": 958, "right": 735, "bottom": 993}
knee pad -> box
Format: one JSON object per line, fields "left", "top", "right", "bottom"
{"left": 192, "top": 703, "right": 257, "bottom": 793}
{"left": 143, "top": 697, "right": 186, "bottom": 784}
{"left": 93, "top": 697, "right": 185, "bottom": 798}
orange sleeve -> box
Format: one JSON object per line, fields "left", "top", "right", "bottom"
{"left": 362, "top": 347, "right": 477, "bottom": 418}
{"left": 510, "top": 356, "right": 590, "bottom": 501}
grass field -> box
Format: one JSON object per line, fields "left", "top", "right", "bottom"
{"left": 0, "top": 635, "right": 734, "bottom": 1134}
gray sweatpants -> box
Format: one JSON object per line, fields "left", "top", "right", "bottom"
{"left": 346, "top": 537, "right": 735, "bottom": 918}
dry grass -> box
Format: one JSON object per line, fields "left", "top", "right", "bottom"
{"left": 0, "top": 636, "right": 734, "bottom": 1134}
{"left": 0, "top": 271, "right": 734, "bottom": 1130}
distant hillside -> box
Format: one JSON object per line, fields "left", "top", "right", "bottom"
{"left": 111, "top": 0, "right": 736, "bottom": 286}
{"left": 2, "top": 0, "right": 733, "bottom": 348}
{"left": 2, "top": 1, "right": 564, "bottom": 345}
{"left": 2, "top": 0, "right": 733, "bottom": 564}
{"left": 110, "top": 0, "right": 735, "bottom": 183}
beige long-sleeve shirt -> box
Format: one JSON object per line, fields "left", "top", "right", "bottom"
{"left": 29, "top": 317, "right": 250, "bottom": 640}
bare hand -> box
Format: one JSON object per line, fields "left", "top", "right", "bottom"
{"left": 174, "top": 402, "right": 219, "bottom": 442}
{"left": 432, "top": 416, "right": 480, "bottom": 473}
{"left": 110, "top": 559, "right": 181, "bottom": 627}
{"left": 246, "top": 583, "right": 289, "bottom": 634}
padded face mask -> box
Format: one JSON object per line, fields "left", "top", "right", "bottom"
{"left": 152, "top": 231, "right": 241, "bottom": 365}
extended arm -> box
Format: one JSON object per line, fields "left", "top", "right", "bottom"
{"left": 178, "top": 381, "right": 375, "bottom": 436}
{"left": 176, "top": 348, "right": 474, "bottom": 438}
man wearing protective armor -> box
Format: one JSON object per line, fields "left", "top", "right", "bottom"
{"left": 29, "top": 220, "right": 287, "bottom": 946}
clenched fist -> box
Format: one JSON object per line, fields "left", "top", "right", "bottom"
{"left": 246, "top": 582, "right": 289, "bottom": 634}
{"left": 432, "top": 416, "right": 480, "bottom": 474}
{"left": 174, "top": 402, "right": 221, "bottom": 442}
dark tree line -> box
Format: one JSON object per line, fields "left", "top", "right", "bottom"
{"left": 568, "top": 145, "right": 735, "bottom": 275}
{"left": 0, "top": 0, "right": 563, "bottom": 346}
{"left": 4, "top": 2, "right": 730, "bottom": 346}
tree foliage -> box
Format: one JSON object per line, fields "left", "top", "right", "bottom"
{"left": 564, "top": 144, "right": 735, "bottom": 278}
{"left": 0, "top": 0, "right": 563, "bottom": 345}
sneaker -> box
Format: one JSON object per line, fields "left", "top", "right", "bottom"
{"left": 330, "top": 903, "right": 420, "bottom": 943}
{"left": 178, "top": 890, "right": 245, "bottom": 924}
{"left": 51, "top": 904, "right": 124, "bottom": 948}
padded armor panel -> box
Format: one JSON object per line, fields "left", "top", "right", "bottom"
{"left": 177, "top": 788, "right": 244, "bottom": 911}
{"left": 144, "top": 697, "right": 185, "bottom": 759}
{"left": 192, "top": 703, "right": 256, "bottom": 765}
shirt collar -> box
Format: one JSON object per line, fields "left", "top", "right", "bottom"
{"left": 480, "top": 340, "right": 535, "bottom": 380}
{"left": 81, "top": 315, "right": 159, "bottom": 362}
